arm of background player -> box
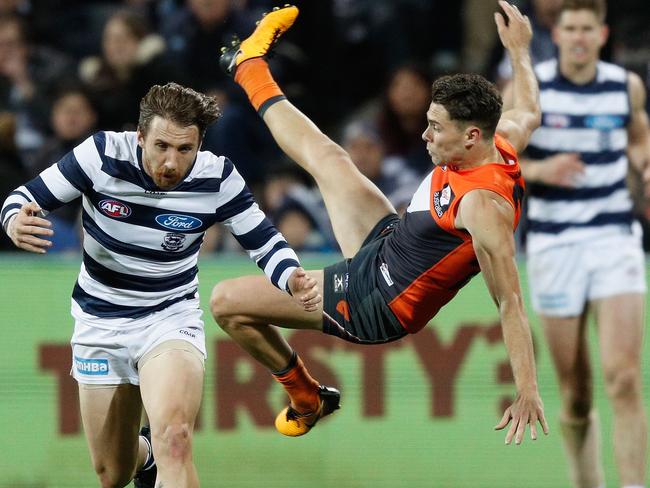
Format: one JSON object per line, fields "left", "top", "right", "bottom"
{"left": 494, "top": 1, "right": 541, "bottom": 154}
{"left": 626, "top": 71, "right": 650, "bottom": 197}
{"left": 456, "top": 189, "right": 548, "bottom": 445}
{"left": 501, "top": 79, "right": 585, "bottom": 187}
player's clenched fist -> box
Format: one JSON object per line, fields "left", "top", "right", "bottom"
{"left": 7, "top": 201, "right": 53, "bottom": 253}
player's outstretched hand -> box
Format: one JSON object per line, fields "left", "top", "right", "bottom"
{"left": 494, "top": 389, "right": 549, "bottom": 445}
{"left": 287, "top": 267, "right": 322, "bottom": 312}
{"left": 7, "top": 202, "right": 53, "bottom": 254}
{"left": 494, "top": 0, "right": 532, "bottom": 54}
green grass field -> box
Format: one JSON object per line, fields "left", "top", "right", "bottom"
{"left": 0, "top": 254, "right": 648, "bottom": 487}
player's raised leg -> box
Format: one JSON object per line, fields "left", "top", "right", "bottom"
{"left": 221, "top": 6, "right": 396, "bottom": 257}
{"left": 79, "top": 384, "right": 147, "bottom": 487}
{"left": 211, "top": 270, "right": 340, "bottom": 436}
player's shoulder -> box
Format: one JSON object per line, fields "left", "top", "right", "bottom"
{"left": 534, "top": 59, "right": 558, "bottom": 82}
{"left": 87, "top": 130, "right": 139, "bottom": 162}
{"left": 191, "top": 151, "right": 237, "bottom": 180}
{"left": 596, "top": 60, "right": 627, "bottom": 83}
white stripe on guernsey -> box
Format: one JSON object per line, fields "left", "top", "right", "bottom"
{"left": 538, "top": 90, "right": 628, "bottom": 115}
{"left": 3, "top": 188, "right": 32, "bottom": 206}
{"left": 262, "top": 246, "right": 299, "bottom": 278}
{"left": 248, "top": 233, "right": 285, "bottom": 262}
{"left": 534, "top": 59, "right": 558, "bottom": 82}
{"left": 73, "top": 136, "right": 105, "bottom": 181}
{"left": 227, "top": 203, "right": 266, "bottom": 236}
{"left": 277, "top": 266, "right": 298, "bottom": 292}
{"left": 83, "top": 233, "right": 198, "bottom": 276}
{"left": 14, "top": 185, "right": 36, "bottom": 202}
{"left": 406, "top": 172, "right": 433, "bottom": 213}
{"left": 2, "top": 208, "right": 18, "bottom": 227}
{"left": 2, "top": 186, "right": 35, "bottom": 225}
{"left": 40, "top": 164, "right": 83, "bottom": 203}
{"left": 78, "top": 266, "right": 199, "bottom": 306}
{"left": 71, "top": 295, "right": 201, "bottom": 330}
{"left": 527, "top": 225, "right": 634, "bottom": 253}
{"left": 573, "top": 156, "right": 628, "bottom": 187}
{"left": 596, "top": 62, "right": 627, "bottom": 83}
{"left": 529, "top": 127, "right": 627, "bottom": 153}
{"left": 103, "top": 131, "right": 140, "bottom": 165}
{"left": 217, "top": 165, "right": 247, "bottom": 204}
{"left": 190, "top": 152, "right": 226, "bottom": 178}
{"left": 528, "top": 188, "right": 633, "bottom": 223}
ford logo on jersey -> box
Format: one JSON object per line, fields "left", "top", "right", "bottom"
{"left": 99, "top": 199, "right": 131, "bottom": 218}
{"left": 155, "top": 214, "right": 203, "bottom": 231}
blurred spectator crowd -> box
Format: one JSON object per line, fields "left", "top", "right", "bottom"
{"left": 0, "top": 0, "right": 649, "bottom": 253}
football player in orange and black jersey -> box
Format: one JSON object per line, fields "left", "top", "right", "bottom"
{"left": 211, "top": 1, "right": 549, "bottom": 444}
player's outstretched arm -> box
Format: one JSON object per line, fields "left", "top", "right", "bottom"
{"left": 457, "top": 189, "right": 548, "bottom": 444}
{"left": 494, "top": 0, "right": 541, "bottom": 154}
{"left": 4, "top": 202, "right": 53, "bottom": 253}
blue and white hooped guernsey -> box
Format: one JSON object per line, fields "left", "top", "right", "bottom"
{"left": 526, "top": 59, "right": 634, "bottom": 253}
{"left": 1, "top": 131, "right": 300, "bottom": 327}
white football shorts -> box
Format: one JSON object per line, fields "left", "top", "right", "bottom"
{"left": 527, "top": 230, "right": 647, "bottom": 317}
{"left": 70, "top": 300, "right": 206, "bottom": 385}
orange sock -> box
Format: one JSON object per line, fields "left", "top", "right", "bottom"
{"left": 273, "top": 353, "right": 320, "bottom": 413}
{"left": 234, "top": 58, "right": 285, "bottom": 115}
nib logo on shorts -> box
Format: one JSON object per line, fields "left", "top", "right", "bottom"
{"left": 74, "top": 356, "right": 109, "bottom": 375}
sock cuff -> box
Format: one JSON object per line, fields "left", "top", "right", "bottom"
{"left": 140, "top": 433, "right": 156, "bottom": 471}
{"left": 272, "top": 351, "right": 298, "bottom": 377}
{"left": 234, "top": 58, "right": 284, "bottom": 114}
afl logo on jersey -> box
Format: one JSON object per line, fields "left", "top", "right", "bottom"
{"left": 544, "top": 113, "right": 570, "bottom": 128}
{"left": 155, "top": 214, "right": 203, "bottom": 231}
{"left": 99, "top": 199, "right": 132, "bottom": 218}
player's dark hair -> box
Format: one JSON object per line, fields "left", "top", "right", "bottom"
{"left": 430, "top": 74, "right": 502, "bottom": 138}
{"left": 559, "top": 0, "right": 606, "bottom": 23}
{"left": 138, "top": 83, "right": 221, "bottom": 138}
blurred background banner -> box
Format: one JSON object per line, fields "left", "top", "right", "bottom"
{"left": 1, "top": 255, "right": 648, "bottom": 488}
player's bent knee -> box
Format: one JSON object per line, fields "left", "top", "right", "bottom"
{"left": 210, "top": 280, "right": 238, "bottom": 322}
{"left": 603, "top": 366, "right": 642, "bottom": 401}
{"left": 154, "top": 422, "right": 193, "bottom": 462}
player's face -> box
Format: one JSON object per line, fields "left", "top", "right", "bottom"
{"left": 138, "top": 116, "right": 200, "bottom": 190}
{"left": 553, "top": 9, "right": 607, "bottom": 68}
{"left": 422, "top": 103, "right": 466, "bottom": 166}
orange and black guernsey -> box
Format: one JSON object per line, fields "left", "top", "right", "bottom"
{"left": 378, "top": 135, "right": 525, "bottom": 333}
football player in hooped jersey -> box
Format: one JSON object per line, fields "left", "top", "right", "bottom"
{"left": 1, "top": 83, "right": 320, "bottom": 488}
{"left": 503, "top": 0, "right": 650, "bottom": 486}
{"left": 211, "top": 1, "right": 549, "bottom": 445}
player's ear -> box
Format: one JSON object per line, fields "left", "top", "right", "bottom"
{"left": 599, "top": 24, "right": 609, "bottom": 48}
{"left": 136, "top": 128, "right": 145, "bottom": 148}
{"left": 465, "top": 126, "right": 481, "bottom": 149}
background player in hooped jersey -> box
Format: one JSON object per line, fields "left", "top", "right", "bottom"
{"left": 211, "top": 2, "right": 549, "bottom": 445}
{"left": 503, "top": 0, "right": 650, "bottom": 487}
{"left": 0, "top": 83, "right": 320, "bottom": 488}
